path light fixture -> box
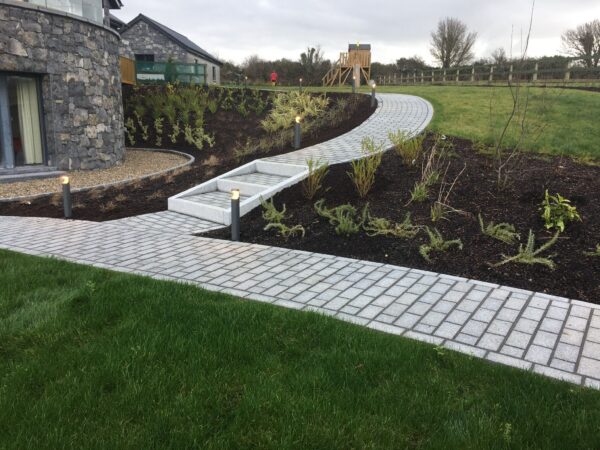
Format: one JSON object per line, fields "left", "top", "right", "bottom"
{"left": 299, "top": 77, "right": 303, "bottom": 92}
{"left": 371, "top": 83, "right": 377, "bottom": 108}
{"left": 60, "top": 175, "right": 72, "bottom": 219}
{"left": 352, "top": 76, "right": 356, "bottom": 94}
{"left": 231, "top": 189, "right": 240, "bottom": 241}
{"left": 293, "top": 116, "right": 302, "bottom": 150}
{"left": 244, "top": 76, "right": 248, "bottom": 88}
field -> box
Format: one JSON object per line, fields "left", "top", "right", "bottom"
{"left": 2, "top": 249, "right": 600, "bottom": 449}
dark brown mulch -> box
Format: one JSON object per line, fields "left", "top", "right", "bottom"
{"left": 204, "top": 136, "right": 600, "bottom": 303}
{"left": 0, "top": 92, "right": 375, "bottom": 221}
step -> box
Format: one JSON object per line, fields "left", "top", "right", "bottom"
{"left": 169, "top": 159, "right": 308, "bottom": 225}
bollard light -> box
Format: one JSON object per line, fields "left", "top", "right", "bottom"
{"left": 231, "top": 189, "right": 240, "bottom": 241}
{"left": 293, "top": 116, "right": 302, "bottom": 149}
{"left": 352, "top": 76, "right": 356, "bottom": 94}
{"left": 299, "top": 77, "right": 303, "bottom": 92}
{"left": 60, "top": 175, "right": 72, "bottom": 219}
{"left": 371, "top": 83, "right": 377, "bottom": 108}
{"left": 244, "top": 76, "right": 248, "bottom": 88}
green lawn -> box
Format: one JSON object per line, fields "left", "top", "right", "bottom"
{"left": 260, "top": 84, "right": 600, "bottom": 160}
{"left": 2, "top": 249, "right": 600, "bottom": 449}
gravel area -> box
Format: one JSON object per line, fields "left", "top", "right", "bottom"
{"left": 0, "top": 150, "right": 190, "bottom": 200}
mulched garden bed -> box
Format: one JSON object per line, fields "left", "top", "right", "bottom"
{"left": 0, "top": 91, "right": 375, "bottom": 221}
{"left": 205, "top": 135, "right": 600, "bottom": 303}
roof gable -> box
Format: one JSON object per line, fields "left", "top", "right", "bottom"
{"left": 121, "top": 14, "right": 223, "bottom": 66}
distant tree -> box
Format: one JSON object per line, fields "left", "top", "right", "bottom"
{"left": 242, "top": 55, "right": 269, "bottom": 83}
{"left": 561, "top": 20, "right": 600, "bottom": 67}
{"left": 430, "top": 17, "right": 477, "bottom": 68}
{"left": 220, "top": 60, "right": 243, "bottom": 84}
{"left": 491, "top": 47, "right": 508, "bottom": 65}
{"left": 395, "top": 56, "right": 429, "bottom": 70}
{"left": 299, "top": 46, "right": 330, "bottom": 85}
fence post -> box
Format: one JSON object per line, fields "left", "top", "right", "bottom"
{"left": 509, "top": 65, "right": 513, "bottom": 82}
{"left": 421, "top": 71, "right": 424, "bottom": 84}
{"left": 443, "top": 69, "right": 446, "bottom": 83}
{"left": 565, "top": 64, "right": 571, "bottom": 81}
{"left": 533, "top": 63, "right": 538, "bottom": 82}
{"left": 393, "top": 73, "right": 397, "bottom": 85}
{"left": 456, "top": 69, "right": 460, "bottom": 83}
{"left": 489, "top": 65, "right": 494, "bottom": 83}
{"left": 431, "top": 70, "right": 434, "bottom": 83}
{"left": 471, "top": 66, "right": 475, "bottom": 82}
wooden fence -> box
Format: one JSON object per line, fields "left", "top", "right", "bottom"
{"left": 376, "top": 63, "right": 600, "bottom": 86}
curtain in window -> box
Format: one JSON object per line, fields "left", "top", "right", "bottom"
{"left": 16, "top": 78, "right": 43, "bottom": 165}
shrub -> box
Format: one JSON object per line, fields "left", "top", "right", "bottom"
{"left": 264, "top": 222, "right": 305, "bottom": 240}
{"left": 419, "top": 227, "right": 463, "bottom": 263}
{"left": 261, "top": 198, "right": 287, "bottom": 223}
{"left": 314, "top": 199, "right": 368, "bottom": 237}
{"left": 124, "top": 117, "right": 136, "bottom": 146}
{"left": 584, "top": 244, "right": 600, "bottom": 257}
{"left": 540, "top": 190, "right": 581, "bottom": 232}
{"left": 302, "top": 159, "right": 329, "bottom": 200}
{"left": 261, "top": 91, "right": 329, "bottom": 133}
{"left": 154, "top": 117, "right": 164, "bottom": 147}
{"left": 348, "top": 137, "right": 384, "bottom": 198}
{"left": 388, "top": 130, "right": 425, "bottom": 166}
{"left": 363, "top": 212, "right": 421, "bottom": 239}
{"left": 478, "top": 214, "right": 520, "bottom": 245}
{"left": 494, "top": 230, "right": 559, "bottom": 270}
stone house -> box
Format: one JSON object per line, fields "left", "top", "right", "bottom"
{"left": 0, "top": 0, "right": 125, "bottom": 175}
{"left": 118, "top": 14, "right": 223, "bottom": 84}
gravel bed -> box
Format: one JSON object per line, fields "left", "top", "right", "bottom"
{"left": 0, "top": 150, "right": 191, "bottom": 200}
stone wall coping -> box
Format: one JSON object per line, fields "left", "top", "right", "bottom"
{"left": 0, "top": 0, "right": 121, "bottom": 39}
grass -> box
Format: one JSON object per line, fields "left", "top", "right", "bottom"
{"left": 264, "top": 84, "right": 600, "bottom": 160}
{"left": 2, "top": 249, "right": 600, "bottom": 449}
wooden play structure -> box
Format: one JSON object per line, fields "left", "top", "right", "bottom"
{"left": 322, "top": 43, "right": 372, "bottom": 87}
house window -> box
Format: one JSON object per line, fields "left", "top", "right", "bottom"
{"left": 134, "top": 54, "right": 155, "bottom": 62}
{"left": 0, "top": 74, "right": 44, "bottom": 169}
{"left": 212, "top": 66, "right": 216, "bottom": 82}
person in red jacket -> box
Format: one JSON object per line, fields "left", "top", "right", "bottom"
{"left": 270, "top": 70, "right": 278, "bottom": 86}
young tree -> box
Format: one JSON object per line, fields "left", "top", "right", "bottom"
{"left": 430, "top": 17, "right": 477, "bottom": 68}
{"left": 561, "top": 20, "right": 600, "bottom": 67}
{"left": 299, "top": 46, "right": 329, "bottom": 85}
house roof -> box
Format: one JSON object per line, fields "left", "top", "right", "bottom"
{"left": 121, "top": 14, "right": 223, "bottom": 66}
{"left": 109, "top": 13, "right": 126, "bottom": 31}
{"left": 107, "top": 0, "right": 123, "bottom": 9}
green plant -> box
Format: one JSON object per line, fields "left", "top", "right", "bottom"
{"left": 302, "top": 158, "right": 329, "bottom": 200}
{"left": 494, "top": 230, "right": 560, "bottom": 270}
{"left": 183, "top": 124, "right": 194, "bottom": 145}
{"left": 134, "top": 111, "right": 149, "bottom": 142}
{"left": 264, "top": 222, "right": 305, "bottom": 240}
{"left": 478, "top": 214, "right": 520, "bottom": 245}
{"left": 348, "top": 137, "right": 383, "bottom": 198}
{"left": 363, "top": 212, "right": 421, "bottom": 239}
{"left": 409, "top": 182, "right": 428, "bottom": 203}
{"left": 540, "top": 190, "right": 581, "bottom": 232}
{"left": 388, "top": 130, "right": 425, "bottom": 166}
{"left": 169, "top": 121, "right": 181, "bottom": 144}
{"left": 124, "top": 117, "right": 136, "bottom": 146}
{"left": 583, "top": 244, "right": 600, "bottom": 257}
{"left": 207, "top": 99, "right": 218, "bottom": 114}
{"left": 192, "top": 127, "right": 215, "bottom": 150}
{"left": 261, "top": 198, "right": 287, "bottom": 223}
{"left": 419, "top": 227, "right": 463, "bottom": 263}
{"left": 314, "top": 199, "right": 367, "bottom": 237}
{"left": 154, "top": 117, "right": 164, "bottom": 147}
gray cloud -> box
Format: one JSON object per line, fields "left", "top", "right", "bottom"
{"left": 115, "top": 0, "right": 600, "bottom": 65}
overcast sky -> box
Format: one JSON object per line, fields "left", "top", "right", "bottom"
{"left": 115, "top": 0, "right": 600, "bottom": 66}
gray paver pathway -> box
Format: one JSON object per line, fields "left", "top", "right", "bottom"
{"left": 1, "top": 215, "right": 599, "bottom": 388}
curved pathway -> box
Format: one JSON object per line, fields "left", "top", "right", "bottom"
{"left": 1, "top": 94, "right": 599, "bottom": 389}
